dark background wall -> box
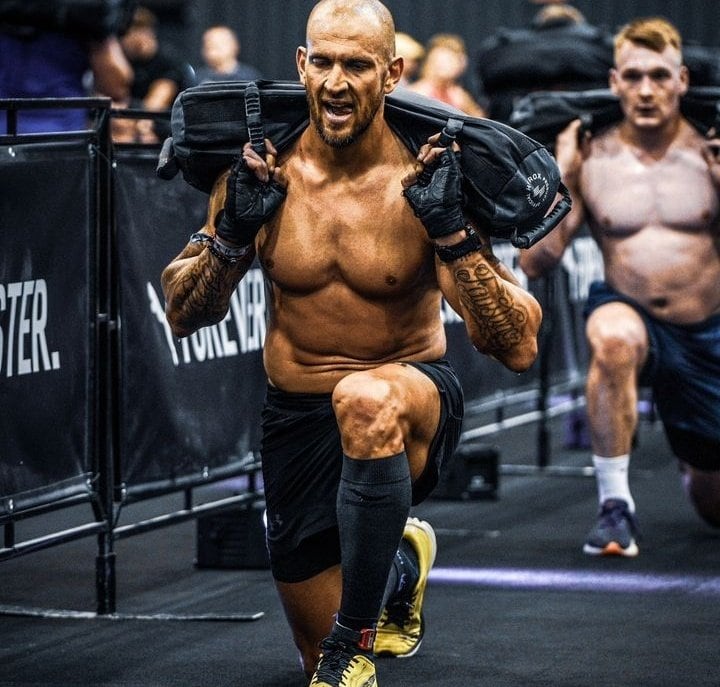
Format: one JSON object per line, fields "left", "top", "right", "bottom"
{"left": 143, "top": 0, "right": 720, "bottom": 85}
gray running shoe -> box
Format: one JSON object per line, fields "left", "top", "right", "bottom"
{"left": 583, "top": 499, "right": 640, "bottom": 557}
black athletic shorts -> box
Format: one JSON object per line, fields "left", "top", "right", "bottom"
{"left": 585, "top": 280, "right": 720, "bottom": 471}
{"left": 260, "top": 359, "right": 464, "bottom": 582}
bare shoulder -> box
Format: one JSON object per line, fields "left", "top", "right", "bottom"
{"left": 588, "top": 124, "right": 623, "bottom": 157}
{"left": 388, "top": 127, "right": 421, "bottom": 166}
{"left": 676, "top": 118, "right": 710, "bottom": 151}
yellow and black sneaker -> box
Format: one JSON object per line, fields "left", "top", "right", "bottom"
{"left": 309, "top": 627, "right": 378, "bottom": 687}
{"left": 374, "top": 517, "right": 437, "bottom": 658}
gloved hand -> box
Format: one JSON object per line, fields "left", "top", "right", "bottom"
{"left": 215, "top": 155, "right": 287, "bottom": 246}
{"left": 402, "top": 149, "right": 466, "bottom": 239}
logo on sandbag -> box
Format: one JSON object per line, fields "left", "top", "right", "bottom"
{"left": 525, "top": 173, "right": 549, "bottom": 208}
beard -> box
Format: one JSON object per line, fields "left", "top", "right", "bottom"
{"left": 306, "top": 85, "right": 384, "bottom": 149}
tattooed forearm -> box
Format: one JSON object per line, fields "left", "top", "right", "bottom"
{"left": 454, "top": 262, "right": 529, "bottom": 352}
{"left": 178, "top": 257, "right": 235, "bottom": 323}
{"left": 163, "top": 247, "right": 251, "bottom": 336}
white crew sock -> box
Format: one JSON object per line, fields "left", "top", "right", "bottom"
{"left": 592, "top": 454, "right": 635, "bottom": 512}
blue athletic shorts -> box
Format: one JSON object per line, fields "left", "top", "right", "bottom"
{"left": 584, "top": 280, "right": 720, "bottom": 471}
{"left": 260, "top": 359, "right": 464, "bottom": 582}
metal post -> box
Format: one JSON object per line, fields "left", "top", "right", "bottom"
{"left": 536, "top": 273, "right": 556, "bottom": 468}
{"left": 93, "top": 101, "right": 118, "bottom": 615}
{"left": 95, "top": 534, "right": 116, "bottom": 615}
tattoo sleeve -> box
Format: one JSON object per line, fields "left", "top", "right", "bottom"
{"left": 163, "top": 243, "right": 253, "bottom": 336}
{"left": 453, "top": 260, "right": 529, "bottom": 354}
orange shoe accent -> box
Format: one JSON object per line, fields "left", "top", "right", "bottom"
{"left": 602, "top": 542, "right": 624, "bottom": 555}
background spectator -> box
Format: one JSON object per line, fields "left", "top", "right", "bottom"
{"left": 0, "top": 23, "right": 132, "bottom": 133}
{"left": 119, "top": 5, "right": 189, "bottom": 142}
{"left": 408, "top": 33, "right": 486, "bottom": 116}
{"left": 194, "top": 25, "right": 262, "bottom": 84}
{"left": 394, "top": 31, "right": 425, "bottom": 87}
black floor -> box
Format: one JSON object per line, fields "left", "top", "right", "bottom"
{"left": 2, "top": 417, "right": 719, "bottom": 687}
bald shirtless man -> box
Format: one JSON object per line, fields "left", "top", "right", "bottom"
{"left": 162, "top": 1, "right": 541, "bottom": 684}
{"left": 519, "top": 17, "right": 720, "bottom": 558}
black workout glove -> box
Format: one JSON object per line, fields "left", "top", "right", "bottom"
{"left": 403, "top": 149, "right": 466, "bottom": 239}
{"left": 215, "top": 156, "right": 287, "bottom": 246}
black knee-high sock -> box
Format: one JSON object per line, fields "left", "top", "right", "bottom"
{"left": 335, "top": 452, "right": 411, "bottom": 633}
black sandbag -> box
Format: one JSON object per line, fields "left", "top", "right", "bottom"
{"left": 509, "top": 87, "right": 720, "bottom": 150}
{"left": 475, "top": 23, "right": 613, "bottom": 122}
{"left": 163, "top": 80, "right": 309, "bottom": 193}
{"left": 477, "top": 24, "right": 613, "bottom": 94}
{"left": 160, "top": 80, "right": 568, "bottom": 247}
{"left": 684, "top": 44, "right": 720, "bottom": 87}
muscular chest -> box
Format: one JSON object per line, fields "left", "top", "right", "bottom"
{"left": 258, "top": 171, "right": 431, "bottom": 297}
{"left": 582, "top": 147, "right": 719, "bottom": 234}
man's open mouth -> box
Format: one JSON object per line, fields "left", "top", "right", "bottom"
{"left": 324, "top": 102, "right": 353, "bottom": 119}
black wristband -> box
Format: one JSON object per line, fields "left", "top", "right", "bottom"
{"left": 434, "top": 226, "right": 482, "bottom": 263}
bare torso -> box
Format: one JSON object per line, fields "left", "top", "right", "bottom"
{"left": 581, "top": 118, "right": 720, "bottom": 324}
{"left": 257, "top": 127, "right": 446, "bottom": 392}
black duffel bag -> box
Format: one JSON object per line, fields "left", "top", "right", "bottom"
{"left": 157, "top": 80, "right": 570, "bottom": 249}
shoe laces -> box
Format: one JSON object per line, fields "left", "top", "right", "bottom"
{"left": 315, "top": 638, "right": 364, "bottom": 683}
{"left": 598, "top": 500, "right": 639, "bottom": 535}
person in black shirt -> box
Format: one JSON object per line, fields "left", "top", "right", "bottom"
{"left": 119, "top": 6, "right": 187, "bottom": 142}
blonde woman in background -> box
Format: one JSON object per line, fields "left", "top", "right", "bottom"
{"left": 409, "top": 33, "right": 486, "bottom": 116}
{"left": 394, "top": 31, "right": 425, "bottom": 86}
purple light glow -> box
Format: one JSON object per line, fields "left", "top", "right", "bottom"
{"left": 429, "top": 567, "right": 720, "bottom": 596}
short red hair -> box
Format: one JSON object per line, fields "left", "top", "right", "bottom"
{"left": 614, "top": 17, "right": 682, "bottom": 63}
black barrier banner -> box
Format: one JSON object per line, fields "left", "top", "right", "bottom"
{"left": 0, "top": 140, "right": 94, "bottom": 512}
{"left": 114, "top": 148, "right": 267, "bottom": 496}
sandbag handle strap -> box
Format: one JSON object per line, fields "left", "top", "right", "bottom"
{"left": 244, "top": 81, "right": 266, "bottom": 158}
{"left": 510, "top": 182, "right": 572, "bottom": 249}
{"left": 438, "top": 117, "right": 464, "bottom": 146}
{"left": 416, "top": 117, "right": 464, "bottom": 185}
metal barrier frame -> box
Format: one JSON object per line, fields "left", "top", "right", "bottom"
{"left": 0, "top": 99, "right": 264, "bottom": 621}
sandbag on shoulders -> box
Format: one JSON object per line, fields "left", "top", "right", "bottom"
{"left": 475, "top": 23, "right": 614, "bottom": 122}
{"left": 510, "top": 86, "right": 720, "bottom": 150}
{"left": 158, "top": 80, "right": 569, "bottom": 248}
{"left": 384, "top": 87, "right": 567, "bottom": 247}
{"left": 161, "top": 80, "right": 309, "bottom": 193}
{"left": 477, "top": 24, "right": 613, "bottom": 95}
